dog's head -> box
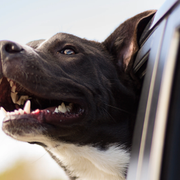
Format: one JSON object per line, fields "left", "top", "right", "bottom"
{"left": 0, "top": 11, "right": 155, "bottom": 149}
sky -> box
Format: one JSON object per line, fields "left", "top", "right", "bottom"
{"left": 0, "top": 0, "right": 165, "bottom": 179}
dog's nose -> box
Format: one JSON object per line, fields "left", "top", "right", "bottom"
{"left": 0, "top": 41, "right": 23, "bottom": 54}
{"left": 0, "top": 41, "right": 24, "bottom": 79}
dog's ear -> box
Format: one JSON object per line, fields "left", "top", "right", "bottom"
{"left": 103, "top": 10, "right": 156, "bottom": 72}
{"left": 26, "top": 39, "right": 45, "bottom": 49}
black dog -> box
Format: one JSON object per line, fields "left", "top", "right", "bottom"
{"left": 0, "top": 10, "right": 155, "bottom": 180}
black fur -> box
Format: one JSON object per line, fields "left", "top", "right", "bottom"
{"left": 0, "top": 10, "right": 156, "bottom": 179}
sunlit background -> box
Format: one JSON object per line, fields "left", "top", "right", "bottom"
{"left": 0, "top": 0, "right": 165, "bottom": 179}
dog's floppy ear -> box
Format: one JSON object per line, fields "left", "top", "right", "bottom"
{"left": 103, "top": 10, "right": 156, "bottom": 72}
{"left": 26, "top": 39, "right": 45, "bottom": 49}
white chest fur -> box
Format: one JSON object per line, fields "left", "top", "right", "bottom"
{"left": 48, "top": 143, "right": 130, "bottom": 180}
{"left": 3, "top": 126, "right": 130, "bottom": 179}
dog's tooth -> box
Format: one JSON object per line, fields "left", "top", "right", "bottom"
{"left": 54, "top": 107, "right": 59, "bottom": 113}
{"left": 61, "top": 102, "right": 67, "bottom": 111}
{"left": 58, "top": 102, "right": 67, "bottom": 113}
{"left": 57, "top": 105, "right": 61, "bottom": 112}
{"left": 66, "top": 103, "right": 73, "bottom": 112}
{"left": 62, "top": 102, "right": 68, "bottom": 113}
{"left": 23, "top": 100, "right": 31, "bottom": 114}
{"left": 19, "top": 109, "right": 24, "bottom": 115}
{"left": 5, "top": 112, "right": 11, "bottom": 118}
{"left": 66, "top": 105, "right": 72, "bottom": 112}
{"left": 14, "top": 110, "right": 19, "bottom": 115}
{"left": 9, "top": 111, "right": 13, "bottom": 115}
{"left": 11, "top": 111, "right": 16, "bottom": 115}
{"left": 66, "top": 107, "right": 71, "bottom": 112}
{"left": 11, "top": 92, "right": 19, "bottom": 104}
{"left": 0, "top": 107, "right": 7, "bottom": 117}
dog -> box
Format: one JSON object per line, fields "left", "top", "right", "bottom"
{"left": 0, "top": 10, "right": 155, "bottom": 180}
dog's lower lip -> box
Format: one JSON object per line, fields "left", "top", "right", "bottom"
{"left": 2, "top": 100, "right": 85, "bottom": 125}
{"left": 43, "top": 108, "right": 85, "bottom": 124}
{"left": 30, "top": 106, "right": 85, "bottom": 124}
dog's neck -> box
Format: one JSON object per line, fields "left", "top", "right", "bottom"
{"left": 46, "top": 142, "right": 130, "bottom": 180}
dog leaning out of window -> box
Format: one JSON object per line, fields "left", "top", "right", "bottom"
{"left": 0, "top": 10, "right": 155, "bottom": 180}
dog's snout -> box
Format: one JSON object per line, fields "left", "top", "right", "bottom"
{"left": 3, "top": 41, "right": 23, "bottom": 54}
{"left": 0, "top": 40, "right": 24, "bottom": 59}
{"left": 0, "top": 40, "right": 24, "bottom": 65}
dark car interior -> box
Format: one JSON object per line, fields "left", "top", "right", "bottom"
{"left": 127, "top": 0, "right": 180, "bottom": 179}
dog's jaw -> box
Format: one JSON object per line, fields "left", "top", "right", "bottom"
{"left": 2, "top": 117, "right": 129, "bottom": 180}
{"left": 46, "top": 142, "right": 130, "bottom": 180}
{"left": 2, "top": 116, "right": 129, "bottom": 180}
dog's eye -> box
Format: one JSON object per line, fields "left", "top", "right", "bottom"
{"left": 61, "top": 49, "right": 75, "bottom": 55}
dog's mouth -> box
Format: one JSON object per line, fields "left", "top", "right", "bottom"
{"left": 0, "top": 77, "right": 85, "bottom": 126}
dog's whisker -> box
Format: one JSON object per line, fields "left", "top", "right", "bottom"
{"left": 31, "top": 152, "right": 49, "bottom": 164}
{"left": 103, "top": 103, "right": 131, "bottom": 114}
{"left": 101, "top": 107, "right": 116, "bottom": 122}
